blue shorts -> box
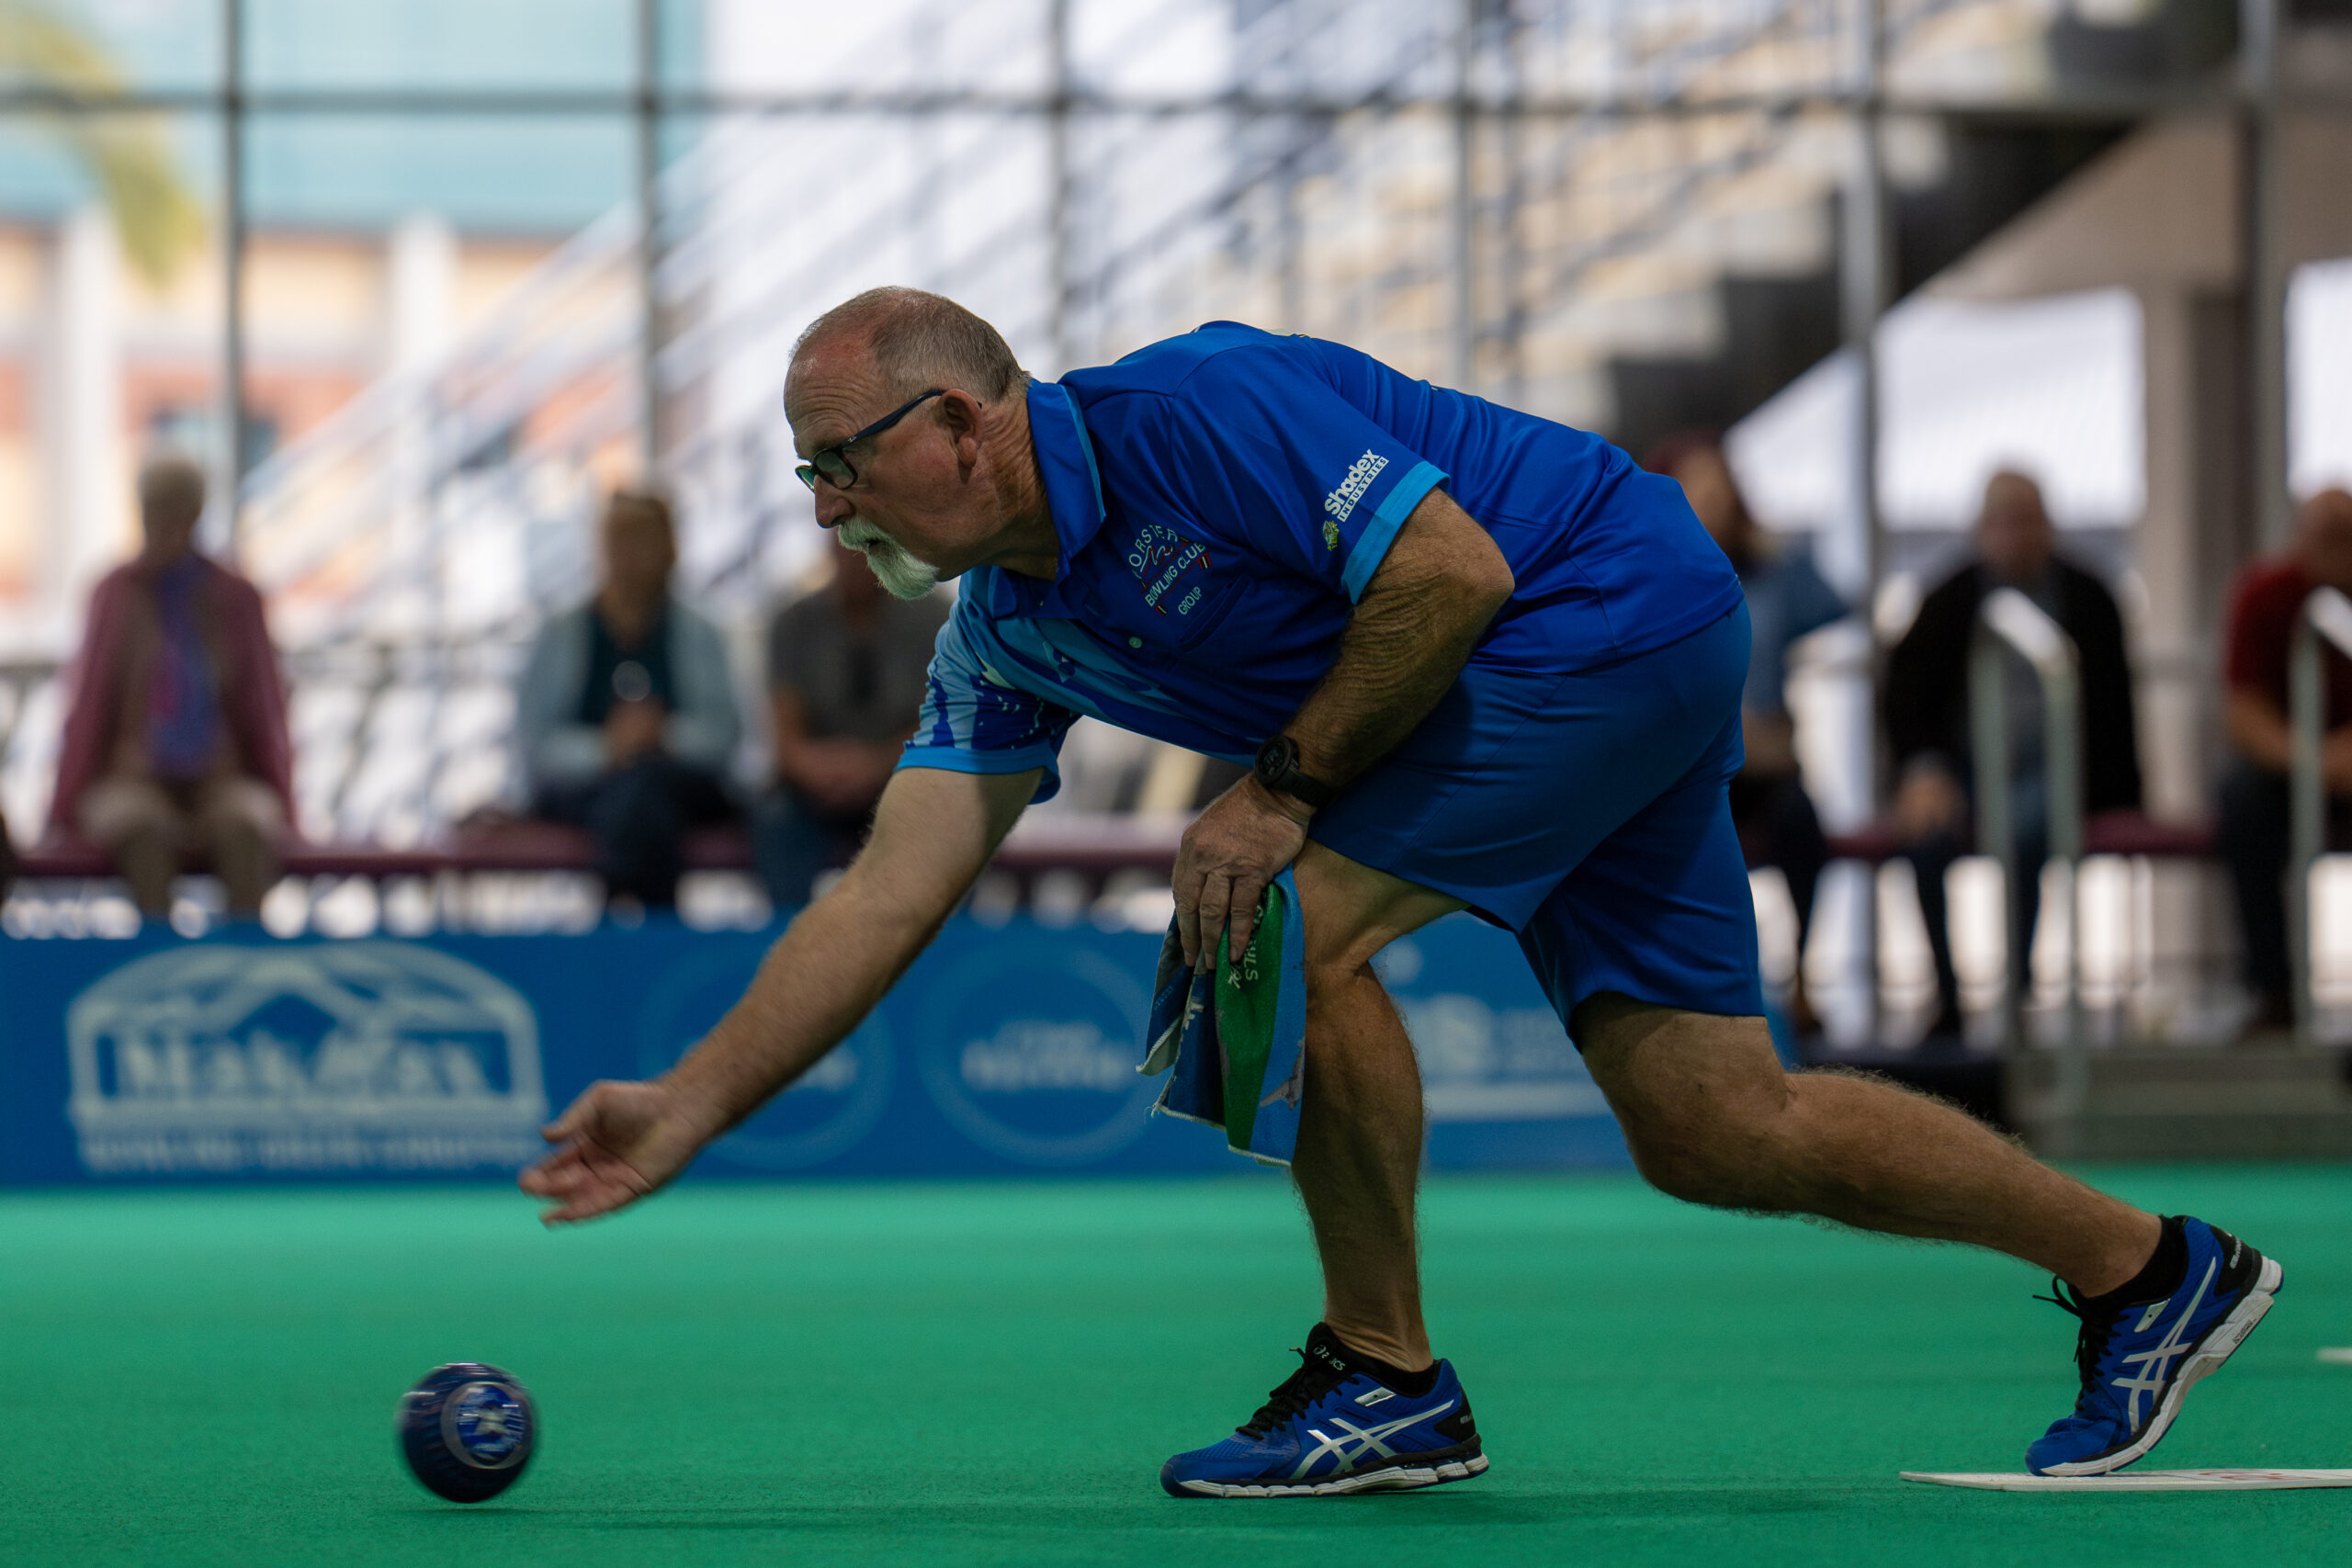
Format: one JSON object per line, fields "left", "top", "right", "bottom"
{"left": 1309, "top": 602, "right": 1763, "bottom": 1029}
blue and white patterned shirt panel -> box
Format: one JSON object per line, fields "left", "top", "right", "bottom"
{"left": 897, "top": 594, "right": 1264, "bottom": 803}
{"left": 899, "top": 603, "right": 1080, "bottom": 801}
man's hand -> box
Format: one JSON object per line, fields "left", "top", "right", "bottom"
{"left": 1162, "top": 488, "right": 1508, "bottom": 971}
{"left": 604, "top": 698, "right": 667, "bottom": 765}
{"left": 519, "top": 1077, "right": 722, "bottom": 1224}
{"left": 1173, "top": 776, "right": 1309, "bottom": 969}
{"left": 518, "top": 767, "right": 1041, "bottom": 1235}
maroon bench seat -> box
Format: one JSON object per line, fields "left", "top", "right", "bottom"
{"left": 13, "top": 813, "right": 1191, "bottom": 886}
{"left": 17, "top": 838, "right": 452, "bottom": 881}
{"left": 1822, "top": 810, "right": 2215, "bottom": 865}
{"left": 21, "top": 811, "right": 2205, "bottom": 886}
{"left": 12, "top": 824, "right": 757, "bottom": 882}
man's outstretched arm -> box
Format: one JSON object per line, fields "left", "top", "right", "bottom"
{"left": 521, "top": 763, "right": 1041, "bottom": 1223}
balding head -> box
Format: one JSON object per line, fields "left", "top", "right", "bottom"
{"left": 2295, "top": 487, "right": 2352, "bottom": 592}
{"left": 1976, "top": 468, "right": 2054, "bottom": 586}
{"left": 787, "top": 287, "right": 1026, "bottom": 411}
{"left": 781, "top": 288, "right": 1055, "bottom": 597}
{"left": 138, "top": 454, "right": 206, "bottom": 566}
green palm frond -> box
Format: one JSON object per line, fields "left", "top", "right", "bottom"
{"left": 0, "top": 0, "right": 205, "bottom": 288}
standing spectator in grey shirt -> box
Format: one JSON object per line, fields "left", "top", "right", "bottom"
{"left": 755, "top": 537, "right": 950, "bottom": 907}
{"left": 518, "top": 491, "right": 743, "bottom": 910}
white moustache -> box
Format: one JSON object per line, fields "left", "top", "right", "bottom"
{"left": 836, "top": 519, "right": 941, "bottom": 600}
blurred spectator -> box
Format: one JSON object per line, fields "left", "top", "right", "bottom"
{"left": 1885, "top": 470, "right": 2142, "bottom": 1039}
{"left": 49, "top": 456, "right": 294, "bottom": 920}
{"left": 518, "top": 491, "right": 742, "bottom": 910}
{"left": 755, "top": 537, "right": 948, "bottom": 907}
{"left": 2217, "top": 487, "right": 2352, "bottom": 1036}
{"left": 1650, "top": 434, "right": 1847, "bottom": 1032}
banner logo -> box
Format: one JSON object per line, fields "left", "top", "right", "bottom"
{"left": 635, "top": 944, "right": 895, "bottom": 1171}
{"left": 65, "top": 942, "right": 548, "bottom": 1175}
{"left": 1125, "top": 522, "right": 1215, "bottom": 617}
{"left": 916, "top": 938, "right": 1160, "bottom": 1165}
{"left": 1393, "top": 986, "right": 1606, "bottom": 1122}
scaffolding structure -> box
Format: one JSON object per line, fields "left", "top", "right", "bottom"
{"left": 1, "top": 0, "right": 2348, "bottom": 1043}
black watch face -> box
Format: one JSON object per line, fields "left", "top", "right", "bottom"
{"left": 1255, "top": 736, "right": 1289, "bottom": 777}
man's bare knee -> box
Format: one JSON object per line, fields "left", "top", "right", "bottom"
{"left": 1303, "top": 952, "right": 1374, "bottom": 1013}
{"left": 1291, "top": 841, "right": 1464, "bottom": 976}
{"left": 1572, "top": 994, "right": 1803, "bottom": 1208}
{"left": 1619, "top": 1095, "right": 1801, "bottom": 1209}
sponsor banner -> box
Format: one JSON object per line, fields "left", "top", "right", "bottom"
{"left": 0, "top": 913, "right": 1628, "bottom": 1184}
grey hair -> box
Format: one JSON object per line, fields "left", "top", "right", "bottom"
{"left": 791, "top": 287, "right": 1028, "bottom": 403}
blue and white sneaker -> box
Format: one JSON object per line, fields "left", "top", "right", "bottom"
{"left": 1160, "top": 1325, "right": 1487, "bottom": 1498}
{"left": 2028, "top": 1217, "right": 2283, "bottom": 1476}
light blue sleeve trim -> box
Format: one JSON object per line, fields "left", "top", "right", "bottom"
{"left": 1341, "top": 460, "right": 1447, "bottom": 602}
{"left": 1058, "top": 384, "right": 1106, "bottom": 522}
{"left": 896, "top": 744, "right": 1061, "bottom": 777}
{"left": 896, "top": 744, "right": 1061, "bottom": 802}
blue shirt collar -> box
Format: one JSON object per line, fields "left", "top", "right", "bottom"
{"left": 974, "top": 380, "right": 1106, "bottom": 620}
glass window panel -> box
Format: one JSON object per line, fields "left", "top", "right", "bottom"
{"left": 653, "top": 0, "right": 707, "bottom": 94}
{"left": 244, "top": 0, "right": 634, "bottom": 92}
{"left": 704, "top": 0, "right": 1052, "bottom": 97}
{"left": 0, "top": 109, "right": 222, "bottom": 631}
{"left": 233, "top": 112, "right": 632, "bottom": 658}
{"left": 1515, "top": 0, "right": 1852, "bottom": 103}
{"left": 1068, "top": 0, "right": 1232, "bottom": 97}
{"left": 654, "top": 110, "right": 1052, "bottom": 612}
{"left": 1224, "top": 0, "right": 1456, "bottom": 100}
{"left": 243, "top": 113, "right": 629, "bottom": 232}
{"left": 6, "top": 0, "right": 224, "bottom": 95}
{"left": 1469, "top": 102, "right": 1854, "bottom": 436}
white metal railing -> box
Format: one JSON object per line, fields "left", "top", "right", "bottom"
{"left": 206, "top": 7, "right": 1880, "bottom": 845}
{"left": 0, "top": 0, "right": 2091, "bottom": 851}
{"left": 2289, "top": 585, "right": 2352, "bottom": 1043}
{"left": 1969, "top": 586, "right": 2085, "bottom": 1107}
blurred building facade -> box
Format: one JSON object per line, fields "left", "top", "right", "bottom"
{"left": 0, "top": 0, "right": 2348, "bottom": 1037}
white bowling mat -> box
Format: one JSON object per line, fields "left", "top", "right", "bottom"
{"left": 1904, "top": 1470, "right": 2352, "bottom": 1492}
{"left": 2316, "top": 1348, "right": 2352, "bottom": 1365}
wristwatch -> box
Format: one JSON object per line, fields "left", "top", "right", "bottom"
{"left": 1253, "top": 734, "right": 1338, "bottom": 810}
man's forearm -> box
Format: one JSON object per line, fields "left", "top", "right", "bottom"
{"left": 656, "top": 766, "right": 1035, "bottom": 1134}
{"left": 660, "top": 874, "right": 944, "bottom": 1134}
{"left": 1284, "top": 493, "right": 1514, "bottom": 787}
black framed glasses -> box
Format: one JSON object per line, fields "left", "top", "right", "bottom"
{"left": 794, "top": 389, "right": 948, "bottom": 492}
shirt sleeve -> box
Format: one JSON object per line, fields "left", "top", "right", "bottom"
{"left": 897, "top": 600, "right": 1081, "bottom": 802}
{"left": 1159, "top": 345, "right": 1449, "bottom": 602}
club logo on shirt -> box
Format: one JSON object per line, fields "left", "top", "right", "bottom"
{"left": 1323, "top": 450, "right": 1387, "bottom": 547}
{"left": 1125, "top": 523, "right": 1216, "bottom": 616}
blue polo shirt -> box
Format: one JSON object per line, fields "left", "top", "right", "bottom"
{"left": 900, "top": 321, "right": 1741, "bottom": 799}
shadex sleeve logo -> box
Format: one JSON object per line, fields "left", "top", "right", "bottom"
{"left": 1323, "top": 450, "right": 1387, "bottom": 548}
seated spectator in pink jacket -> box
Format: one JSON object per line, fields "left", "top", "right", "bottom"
{"left": 50, "top": 456, "right": 295, "bottom": 920}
